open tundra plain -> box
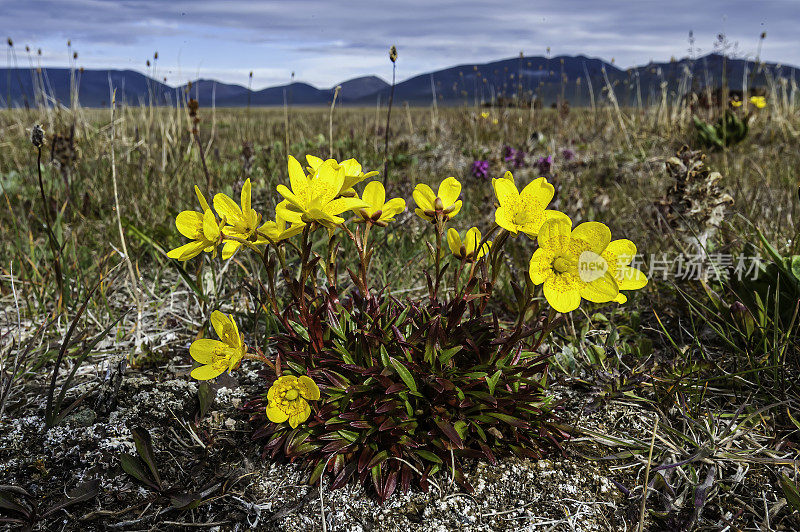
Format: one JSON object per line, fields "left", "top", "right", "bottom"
{"left": 1, "top": 98, "right": 800, "bottom": 531}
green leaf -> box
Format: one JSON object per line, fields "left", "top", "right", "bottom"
{"left": 414, "top": 450, "right": 443, "bottom": 464}
{"left": 197, "top": 381, "right": 216, "bottom": 418}
{"left": 485, "top": 370, "right": 502, "bottom": 395}
{"left": 780, "top": 474, "right": 800, "bottom": 513}
{"left": 437, "top": 346, "right": 461, "bottom": 366}
{"left": 288, "top": 321, "right": 310, "bottom": 342}
{"left": 120, "top": 453, "right": 160, "bottom": 491}
{"left": 131, "top": 427, "right": 162, "bottom": 490}
{"left": 389, "top": 357, "right": 417, "bottom": 393}
{"left": 791, "top": 256, "right": 800, "bottom": 283}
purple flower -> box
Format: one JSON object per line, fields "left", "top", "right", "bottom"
{"left": 561, "top": 148, "right": 575, "bottom": 161}
{"left": 471, "top": 160, "right": 490, "bottom": 179}
{"left": 536, "top": 155, "right": 553, "bottom": 174}
{"left": 502, "top": 145, "right": 516, "bottom": 162}
{"left": 513, "top": 149, "right": 527, "bottom": 168}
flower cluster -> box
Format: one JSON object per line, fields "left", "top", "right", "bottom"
{"left": 168, "top": 151, "right": 648, "bottom": 500}
{"left": 471, "top": 160, "right": 490, "bottom": 179}
{"left": 502, "top": 145, "right": 527, "bottom": 169}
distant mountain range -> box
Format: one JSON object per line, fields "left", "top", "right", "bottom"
{"left": 1, "top": 53, "right": 797, "bottom": 108}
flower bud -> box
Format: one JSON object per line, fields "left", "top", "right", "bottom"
{"left": 433, "top": 197, "right": 444, "bottom": 211}
{"left": 30, "top": 124, "right": 44, "bottom": 148}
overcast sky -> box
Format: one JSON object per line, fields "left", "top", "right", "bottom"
{"left": 3, "top": 1, "right": 798, "bottom": 89}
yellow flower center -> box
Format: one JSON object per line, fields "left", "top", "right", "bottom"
{"left": 284, "top": 388, "right": 300, "bottom": 401}
{"left": 553, "top": 256, "right": 571, "bottom": 273}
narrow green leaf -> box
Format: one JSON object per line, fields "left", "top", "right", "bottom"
{"left": 780, "top": 474, "right": 800, "bottom": 513}
{"left": 389, "top": 357, "right": 417, "bottom": 393}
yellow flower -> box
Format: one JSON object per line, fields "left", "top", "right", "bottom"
{"left": 266, "top": 375, "right": 321, "bottom": 428}
{"left": 601, "top": 239, "right": 648, "bottom": 303}
{"left": 749, "top": 95, "right": 766, "bottom": 109}
{"left": 412, "top": 177, "right": 462, "bottom": 222}
{"left": 447, "top": 227, "right": 491, "bottom": 262}
{"left": 256, "top": 214, "right": 305, "bottom": 244}
{"left": 306, "top": 155, "right": 378, "bottom": 197}
{"left": 189, "top": 311, "right": 246, "bottom": 380}
{"left": 359, "top": 181, "right": 406, "bottom": 226}
{"left": 214, "top": 179, "right": 261, "bottom": 259}
{"left": 276, "top": 156, "right": 367, "bottom": 228}
{"left": 167, "top": 186, "right": 223, "bottom": 261}
{"left": 493, "top": 172, "right": 568, "bottom": 237}
{"left": 529, "top": 217, "right": 619, "bottom": 313}
{"left": 480, "top": 111, "right": 490, "bottom": 119}
{"left": 730, "top": 98, "right": 742, "bottom": 108}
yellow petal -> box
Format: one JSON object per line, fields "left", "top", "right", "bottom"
{"left": 447, "top": 200, "right": 463, "bottom": 219}
{"left": 297, "top": 375, "right": 320, "bottom": 400}
{"left": 240, "top": 179, "right": 253, "bottom": 219}
{"left": 580, "top": 272, "right": 619, "bottom": 303}
{"left": 191, "top": 363, "right": 227, "bottom": 380}
{"left": 604, "top": 239, "right": 637, "bottom": 268}
{"left": 288, "top": 401, "right": 311, "bottom": 428}
{"left": 202, "top": 209, "right": 220, "bottom": 240}
{"left": 543, "top": 275, "right": 582, "bottom": 313}
{"left": 210, "top": 311, "right": 233, "bottom": 341}
{"left": 571, "top": 222, "right": 611, "bottom": 255}
{"left": 214, "top": 193, "right": 243, "bottom": 224}
{"left": 381, "top": 198, "right": 406, "bottom": 220}
{"left": 614, "top": 293, "right": 628, "bottom": 304}
{"left": 537, "top": 217, "right": 572, "bottom": 252}
{"left": 414, "top": 207, "right": 432, "bottom": 222}
{"left": 167, "top": 240, "right": 206, "bottom": 261}
{"left": 412, "top": 184, "right": 436, "bottom": 212}
{"left": 362, "top": 181, "right": 385, "bottom": 211}
{"left": 528, "top": 248, "right": 555, "bottom": 284}
{"left": 519, "top": 177, "right": 555, "bottom": 212}
{"left": 289, "top": 156, "right": 311, "bottom": 199}
{"left": 312, "top": 162, "right": 345, "bottom": 206}
{"left": 194, "top": 185, "right": 210, "bottom": 212}
{"left": 276, "top": 200, "right": 305, "bottom": 225}
{"left": 220, "top": 239, "right": 240, "bottom": 260}
{"left": 447, "top": 228, "right": 462, "bottom": 257}
{"left": 438, "top": 177, "right": 462, "bottom": 207}
{"left": 616, "top": 266, "right": 648, "bottom": 290}
{"left": 267, "top": 402, "right": 290, "bottom": 423}
{"left": 323, "top": 197, "right": 369, "bottom": 217}
{"left": 305, "top": 154, "right": 324, "bottom": 171}
{"left": 340, "top": 158, "right": 363, "bottom": 176}
{"left": 464, "top": 227, "right": 481, "bottom": 255}
{"left": 176, "top": 211, "right": 204, "bottom": 239}
{"left": 493, "top": 177, "right": 519, "bottom": 206}
{"left": 190, "top": 339, "right": 225, "bottom": 364}
{"left": 494, "top": 205, "right": 518, "bottom": 234}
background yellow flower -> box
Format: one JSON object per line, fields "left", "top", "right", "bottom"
{"left": 266, "top": 375, "right": 321, "bottom": 428}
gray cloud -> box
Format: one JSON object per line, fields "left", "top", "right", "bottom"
{"left": 5, "top": 1, "right": 799, "bottom": 88}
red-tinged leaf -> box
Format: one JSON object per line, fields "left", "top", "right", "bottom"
{"left": 322, "top": 439, "right": 351, "bottom": 453}
{"left": 367, "top": 450, "right": 389, "bottom": 469}
{"left": 308, "top": 459, "right": 327, "bottom": 485}
{"left": 321, "top": 369, "right": 350, "bottom": 388}
{"left": 400, "top": 464, "right": 412, "bottom": 493}
{"left": 349, "top": 420, "right": 372, "bottom": 429}
{"left": 479, "top": 441, "right": 498, "bottom": 466}
{"left": 381, "top": 469, "right": 398, "bottom": 501}
{"left": 375, "top": 401, "right": 397, "bottom": 414}
{"left": 378, "top": 418, "right": 398, "bottom": 431}
{"left": 358, "top": 447, "right": 374, "bottom": 473}
{"left": 385, "top": 383, "right": 405, "bottom": 394}
{"left": 332, "top": 462, "right": 357, "bottom": 490}
{"left": 435, "top": 419, "right": 464, "bottom": 448}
